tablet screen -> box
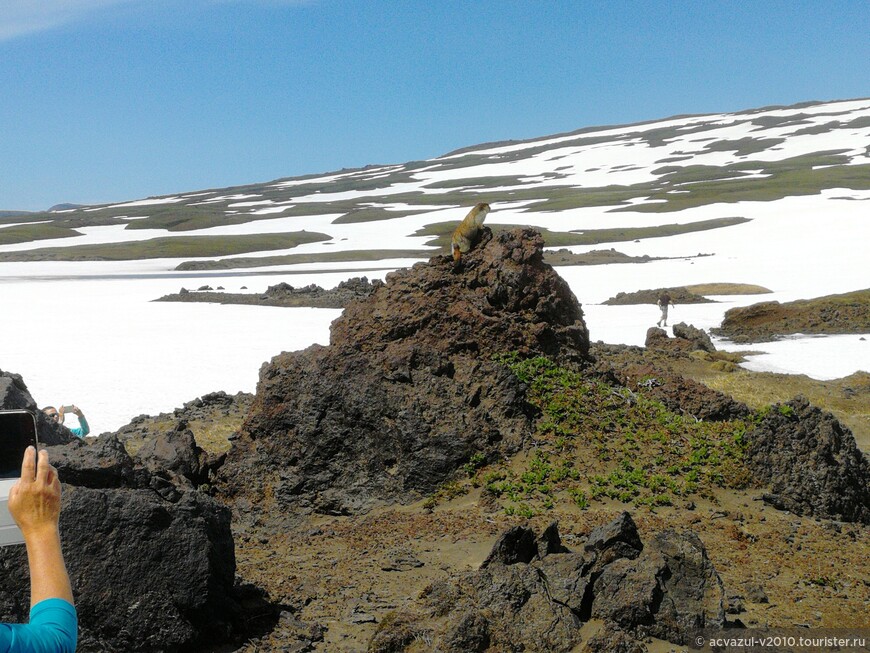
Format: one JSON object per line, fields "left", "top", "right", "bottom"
{"left": 0, "top": 411, "right": 39, "bottom": 479}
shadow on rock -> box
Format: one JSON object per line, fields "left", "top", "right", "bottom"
{"left": 215, "top": 227, "right": 591, "bottom": 526}
{"left": 369, "top": 513, "right": 724, "bottom": 652}
{"left": 0, "top": 384, "right": 280, "bottom": 653}
{"left": 747, "top": 396, "right": 870, "bottom": 524}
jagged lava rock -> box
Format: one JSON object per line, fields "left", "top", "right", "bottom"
{"left": 644, "top": 323, "right": 715, "bottom": 354}
{"left": 216, "top": 227, "right": 590, "bottom": 523}
{"left": 0, "top": 429, "right": 245, "bottom": 653}
{"left": 747, "top": 397, "right": 870, "bottom": 524}
{"left": 376, "top": 514, "right": 724, "bottom": 652}
{"left": 671, "top": 322, "right": 715, "bottom": 352}
{"left": 613, "top": 363, "right": 749, "bottom": 422}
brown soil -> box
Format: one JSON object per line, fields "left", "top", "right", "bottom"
{"left": 229, "top": 491, "right": 869, "bottom": 652}
{"left": 137, "top": 355, "right": 869, "bottom": 652}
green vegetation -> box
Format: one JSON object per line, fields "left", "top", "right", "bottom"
{"left": 684, "top": 283, "right": 772, "bottom": 295}
{"left": 619, "top": 157, "right": 870, "bottom": 213}
{"left": 415, "top": 216, "right": 749, "bottom": 250}
{"left": 174, "top": 248, "right": 435, "bottom": 270}
{"left": 122, "top": 205, "right": 260, "bottom": 231}
{"left": 0, "top": 223, "right": 82, "bottom": 246}
{"left": 424, "top": 175, "right": 530, "bottom": 190}
{"left": 466, "top": 355, "right": 756, "bottom": 516}
{"left": 332, "top": 207, "right": 429, "bottom": 225}
{"left": 0, "top": 231, "right": 332, "bottom": 262}
{"left": 702, "top": 137, "right": 785, "bottom": 157}
{"left": 5, "top": 109, "right": 868, "bottom": 260}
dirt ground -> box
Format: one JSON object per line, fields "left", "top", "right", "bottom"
{"left": 164, "top": 358, "right": 869, "bottom": 651}
{"left": 230, "top": 487, "right": 869, "bottom": 651}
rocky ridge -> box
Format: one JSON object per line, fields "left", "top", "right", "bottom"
{"left": 155, "top": 276, "right": 384, "bottom": 309}
{"left": 714, "top": 288, "right": 870, "bottom": 342}
{"left": 371, "top": 513, "right": 725, "bottom": 652}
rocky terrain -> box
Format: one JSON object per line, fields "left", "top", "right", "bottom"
{"left": 1, "top": 229, "right": 868, "bottom": 652}
{"left": 714, "top": 289, "right": 870, "bottom": 342}
{"left": 603, "top": 287, "right": 715, "bottom": 306}
{"left": 542, "top": 249, "right": 713, "bottom": 267}
{"left": 155, "top": 277, "right": 384, "bottom": 310}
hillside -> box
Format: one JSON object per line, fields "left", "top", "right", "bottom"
{"left": 0, "top": 98, "right": 868, "bottom": 441}
{"left": 1, "top": 98, "right": 868, "bottom": 269}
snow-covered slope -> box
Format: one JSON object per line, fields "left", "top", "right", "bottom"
{"left": 1, "top": 98, "right": 868, "bottom": 433}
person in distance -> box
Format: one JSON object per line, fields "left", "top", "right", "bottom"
{"left": 42, "top": 406, "right": 90, "bottom": 438}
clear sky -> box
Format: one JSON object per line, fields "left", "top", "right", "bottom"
{"left": 2, "top": 0, "right": 868, "bottom": 211}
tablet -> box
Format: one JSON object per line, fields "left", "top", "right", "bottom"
{"left": 0, "top": 410, "right": 39, "bottom": 547}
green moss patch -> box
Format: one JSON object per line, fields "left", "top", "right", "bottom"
{"left": 0, "top": 231, "right": 332, "bottom": 262}
{"left": 466, "top": 355, "right": 755, "bottom": 517}
{"left": 0, "top": 223, "right": 83, "bottom": 246}
{"left": 174, "top": 248, "right": 434, "bottom": 270}
{"left": 332, "top": 207, "right": 430, "bottom": 225}
{"left": 416, "top": 216, "right": 749, "bottom": 250}
{"left": 684, "top": 283, "right": 772, "bottom": 295}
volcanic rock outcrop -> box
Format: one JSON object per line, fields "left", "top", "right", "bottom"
{"left": 216, "top": 227, "right": 590, "bottom": 523}
{"left": 369, "top": 514, "right": 725, "bottom": 652}
{"left": 714, "top": 289, "right": 870, "bottom": 342}
{"left": 746, "top": 397, "right": 870, "bottom": 524}
{"left": 0, "top": 373, "right": 256, "bottom": 652}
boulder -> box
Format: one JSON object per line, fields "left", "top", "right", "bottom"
{"left": 50, "top": 433, "right": 141, "bottom": 488}
{"left": 135, "top": 421, "right": 207, "bottom": 488}
{"left": 644, "top": 323, "right": 715, "bottom": 354}
{"left": 617, "top": 364, "right": 750, "bottom": 422}
{"left": 215, "top": 228, "right": 590, "bottom": 524}
{"left": 746, "top": 397, "right": 870, "bottom": 524}
{"left": 0, "top": 426, "right": 256, "bottom": 652}
{"left": 592, "top": 529, "right": 725, "bottom": 643}
{"left": 672, "top": 322, "right": 716, "bottom": 352}
{"left": 372, "top": 514, "right": 724, "bottom": 651}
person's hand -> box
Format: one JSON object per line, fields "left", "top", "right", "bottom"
{"left": 71, "top": 406, "right": 84, "bottom": 418}
{"left": 57, "top": 406, "right": 66, "bottom": 419}
{"left": 8, "top": 447, "right": 62, "bottom": 540}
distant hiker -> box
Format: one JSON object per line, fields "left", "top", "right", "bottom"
{"left": 656, "top": 292, "right": 674, "bottom": 327}
{"left": 0, "top": 447, "right": 78, "bottom": 653}
{"left": 42, "top": 405, "right": 90, "bottom": 438}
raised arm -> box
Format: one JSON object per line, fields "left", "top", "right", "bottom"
{"left": 8, "top": 446, "right": 74, "bottom": 606}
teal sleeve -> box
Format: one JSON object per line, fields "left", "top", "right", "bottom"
{"left": 70, "top": 416, "right": 89, "bottom": 438}
{"left": 0, "top": 599, "right": 78, "bottom": 653}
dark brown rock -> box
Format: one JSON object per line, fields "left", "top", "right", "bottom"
{"left": 50, "top": 433, "right": 141, "bottom": 488}
{"left": 0, "top": 456, "right": 246, "bottom": 653}
{"left": 604, "top": 287, "right": 713, "bottom": 306}
{"left": 714, "top": 289, "right": 870, "bottom": 342}
{"left": 746, "top": 397, "right": 870, "bottom": 523}
{"left": 215, "top": 228, "right": 590, "bottom": 524}
{"left": 374, "top": 517, "right": 723, "bottom": 652}
{"left": 645, "top": 323, "right": 715, "bottom": 354}
{"left": 618, "top": 364, "right": 750, "bottom": 422}
{"left": 135, "top": 422, "right": 206, "bottom": 487}
{"left": 591, "top": 529, "right": 725, "bottom": 644}
{"left": 0, "top": 404, "right": 262, "bottom": 652}
{"left": 672, "top": 322, "right": 716, "bottom": 352}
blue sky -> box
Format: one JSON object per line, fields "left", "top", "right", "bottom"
{"left": 2, "top": 0, "right": 868, "bottom": 211}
